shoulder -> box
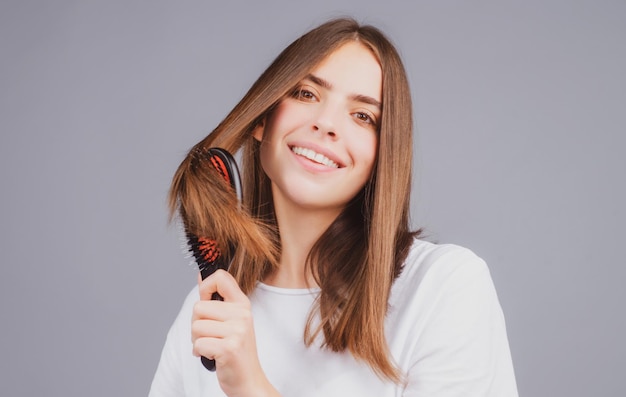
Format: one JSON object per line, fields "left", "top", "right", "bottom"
{"left": 388, "top": 239, "right": 518, "bottom": 395}
{"left": 389, "top": 238, "right": 497, "bottom": 313}
{"left": 387, "top": 239, "right": 510, "bottom": 358}
{"left": 397, "top": 239, "right": 489, "bottom": 288}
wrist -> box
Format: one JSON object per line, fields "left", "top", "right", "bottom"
{"left": 226, "top": 371, "right": 280, "bottom": 397}
{"left": 248, "top": 376, "right": 280, "bottom": 397}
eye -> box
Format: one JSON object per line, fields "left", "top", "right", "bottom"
{"left": 353, "top": 111, "right": 378, "bottom": 127}
{"left": 291, "top": 86, "right": 317, "bottom": 102}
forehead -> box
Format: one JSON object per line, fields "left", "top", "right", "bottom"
{"left": 309, "top": 42, "right": 382, "bottom": 103}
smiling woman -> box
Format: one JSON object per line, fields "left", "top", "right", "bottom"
{"left": 150, "top": 17, "right": 518, "bottom": 397}
{"left": 253, "top": 42, "right": 380, "bottom": 220}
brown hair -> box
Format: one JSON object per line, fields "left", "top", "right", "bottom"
{"left": 169, "top": 17, "right": 417, "bottom": 382}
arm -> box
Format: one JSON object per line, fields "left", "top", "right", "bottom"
{"left": 403, "top": 250, "right": 518, "bottom": 396}
{"left": 192, "top": 270, "right": 281, "bottom": 397}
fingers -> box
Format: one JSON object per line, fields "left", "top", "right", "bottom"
{"left": 191, "top": 319, "right": 252, "bottom": 360}
{"left": 192, "top": 299, "right": 250, "bottom": 323}
{"left": 192, "top": 272, "right": 253, "bottom": 361}
{"left": 198, "top": 269, "right": 248, "bottom": 303}
{"left": 190, "top": 318, "right": 230, "bottom": 358}
{"left": 195, "top": 270, "right": 250, "bottom": 345}
{"left": 191, "top": 318, "right": 230, "bottom": 340}
{"left": 191, "top": 271, "right": 271, "bottom": 395}
{"left": 191, "top": 300, "right": 255, "bottom": 365}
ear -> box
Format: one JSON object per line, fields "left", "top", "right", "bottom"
{"left": 251, "top": 118, "right": 265, "bottom": 142}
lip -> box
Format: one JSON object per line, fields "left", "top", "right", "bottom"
{"left": 287, "top": 141, "right": 346, "bottom": 169}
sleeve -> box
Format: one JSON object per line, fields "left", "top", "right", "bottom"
{"left": 403, "top": 248, "right": 518, "bottom": 397}
{"left": 149, "top": 287, "right": 198, "bottom": 397}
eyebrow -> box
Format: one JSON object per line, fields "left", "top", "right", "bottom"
{"left": 305, "top": 73, "right": 382, "bottom": 110}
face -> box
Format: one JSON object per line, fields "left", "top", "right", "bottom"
{"left": 254, "top": 42, "right": 382, "bottom": 218}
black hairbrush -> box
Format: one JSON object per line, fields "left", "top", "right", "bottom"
{"left": 183, "top": 147, "right": 242, "bottom": 371}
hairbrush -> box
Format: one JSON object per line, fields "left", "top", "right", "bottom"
{"left": 183, "top": 147, "right": 242, "bottom": 372}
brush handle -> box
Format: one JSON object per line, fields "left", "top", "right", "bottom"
{"left": 198, "top": 148, "right": 242, "bottom": 372}
{"left": 200, "top": 261, "right": 220, "bottom": 371}
{"left": 190, "top": 231, "right": 228, "bottom": 371}
{"left": 199, "top": 259, "right": 227, "bottom": 301}
{"left": 201, "top": 355, "right": 217, "bottom": 371}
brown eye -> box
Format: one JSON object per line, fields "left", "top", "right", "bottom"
{"left": 291, "top": 87, "right": 316, "bottom": 101}
{"left": 354, "top": 111, "right": 377, "bottom": 127}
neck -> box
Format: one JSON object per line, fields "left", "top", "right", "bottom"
{"left": 263, "top": 189, "right": 341, "bottom": 289}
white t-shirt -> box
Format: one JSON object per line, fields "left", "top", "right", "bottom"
{"left": 149, "top": 239, "right": 518, "bottom": 396}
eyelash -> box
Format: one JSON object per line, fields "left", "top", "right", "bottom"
{"left": 354, "top": 111, "right": 376, "bottom": 126}
{"left": 290, "top": 85, "right": 378, "bottom": 128}
{"left": 291, "top": 87, "right": 317, "bottom": 101}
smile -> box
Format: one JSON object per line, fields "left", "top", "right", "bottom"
{"left": 290, "top": 146, "right": 339, "bottom": 168}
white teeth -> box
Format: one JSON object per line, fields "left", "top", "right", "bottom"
{"left": 291, "top": 146, "right": 339, "bottom": 168}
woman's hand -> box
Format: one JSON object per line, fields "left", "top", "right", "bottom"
{"left": 191, "top": 270, "right": 280, "bottom": 397}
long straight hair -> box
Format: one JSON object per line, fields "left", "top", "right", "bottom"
{"left": 169, "top": 18, "right": 417, "bottom": 382}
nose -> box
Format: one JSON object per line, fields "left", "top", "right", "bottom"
{"left": 312, "top": 106, "right": 338, "bottom": 138}
{"left": 313, "top": 123, "right": 336, "bottom": 138}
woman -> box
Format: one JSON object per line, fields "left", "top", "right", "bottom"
{"left": 150, "top": 18, "right": 518, "bottom": 397}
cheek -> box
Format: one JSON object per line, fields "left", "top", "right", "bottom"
{"left": 355, "top": 133, "right": 378, "bottom": 172}
{"left": 257, "top": 119, "right": 288, "bottom": 180}
{"left": 267, "top": 100, "right": 307, "bottom": 130}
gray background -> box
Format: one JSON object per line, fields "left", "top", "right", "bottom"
{"left": 1, "top": 1, "right": 624, "bottom": 396}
